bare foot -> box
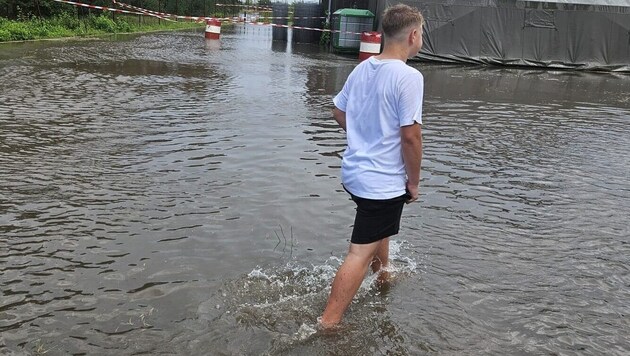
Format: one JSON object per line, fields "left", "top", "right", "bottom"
{"left": 317, "top": 317, "right": 341, "bottom": 332}
{"left": 376, "top": 270, "right": 391, "bottom": 286}
{"left": 375, "top": 269, "right": 399, "bottom": 296}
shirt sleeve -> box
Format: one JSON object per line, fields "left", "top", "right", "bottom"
{"left": 333, "top": 75, "right": 351, "bottom": 112}
{"left": 398, "top": 71, "right": 424, "bottom": 127}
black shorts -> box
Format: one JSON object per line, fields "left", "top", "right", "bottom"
{"left": 348, "top": 191, "right": 408, "bottom": 245}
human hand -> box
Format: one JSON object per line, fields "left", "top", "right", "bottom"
{"left": 405, "top": 182, "right": 419, "bottom": 204}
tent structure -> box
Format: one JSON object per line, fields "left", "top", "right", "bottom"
{"left": 375, "top": 0, "right": 630, "bottom": 71}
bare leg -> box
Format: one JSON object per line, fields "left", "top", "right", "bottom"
{"left": 320, "top": 241, "right": 381, "bottom": 328}
{"left": 370, "top": 237, "right": 390, "bottom": 285}
{"left": 370, "top": 237, "right": 390, "bottom": 273}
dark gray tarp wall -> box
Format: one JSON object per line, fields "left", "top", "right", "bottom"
{"left": 377, "top": 0, "right": 630, "bottom": 71}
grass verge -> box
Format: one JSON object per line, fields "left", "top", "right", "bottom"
{"left": 0, "top": 13, "right": 204, "bottom": 42}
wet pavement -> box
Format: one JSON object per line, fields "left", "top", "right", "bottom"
{"left": 1, "top": 26, "right": 629, "bottom": 355}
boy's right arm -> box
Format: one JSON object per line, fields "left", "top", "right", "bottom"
{"left": 333, "top": 107, "right": 347, "bottom": 132}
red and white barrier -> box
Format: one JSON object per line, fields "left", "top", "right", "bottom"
{"left": 242, "top": 21, "right": 364, "bottom": 36}
{"left": 54, "top": 0, "right": 368, "bottom": 40}
{"left": 254, "top": 16, "right": 327, "bottom": 20}
{"left": 217, "top": 4, "right": 273, "bottom": 11}
{"left": 114, "top": 0, "right": 203, "bottom": 22}
{"left": 53, "top": 0, "right": 146, "bottom": 16}
{"left": 205, "top": 18, "right": 222, "bottom": 40}
{"left": 359, "top": 31, "right": 382, "bottom": 61}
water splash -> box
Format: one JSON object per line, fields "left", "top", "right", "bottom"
{"left": 215, "top": 240, "right": 420, "bottom": 346}
{"left": 295, "top": 323, "right": 318, "bottom": 341}
{"left": 206, "top": 240, "right": 422, "bottom": 355}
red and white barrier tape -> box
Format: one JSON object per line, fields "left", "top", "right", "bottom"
{"left": 112, "top": 0, "right": 158, "bottom": 14}
{"left": 113, "top": 1, "right": 327, "bottom": 23}
{"left": 256, "top": 16, "right": 327, "bottom": 20}
{"left": 216, "top": 4, "right": 273, "bottom": 11}
{"left": 53, "top": 0, "right": 148, "bottom": 16}
{"left": 112, "top": 0, "right": 174, "bottom": 20}
{"left": 54, "top": 0, "right": 365, "bottom": 37}
{"left": 113, "top": 0, "right": 205, "bottom": 22}
{"left": 242, "top": 21, "right": 364, "bottom": 36}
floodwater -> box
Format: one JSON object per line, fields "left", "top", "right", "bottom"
{"left": 1, "top": 25, "right": 629, "bottom": 355}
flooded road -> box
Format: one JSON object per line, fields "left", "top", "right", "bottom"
{"left": 1, "top": 26, "right": 629, "bottom": 355}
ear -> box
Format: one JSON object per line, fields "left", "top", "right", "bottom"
{"left": 408, "top": 28, "right": 416, "bottom": 45}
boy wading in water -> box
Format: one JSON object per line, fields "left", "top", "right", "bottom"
{"left": 319, "top": 4, "right": 425, "bottom": 329}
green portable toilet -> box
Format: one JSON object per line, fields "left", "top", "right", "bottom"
{"left": 332, "top": 8, "right": 375, "bottom": 53}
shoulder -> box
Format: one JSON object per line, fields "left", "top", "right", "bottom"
{"left": 402, "top": 64, "right": 423, "bottom": 80}
{"left": 346, "top": 59, "right": 370, "bottom": 81}
{"left": 393, "top": 65, "right": 423, "bottom": 90}
{"left": 387, "top": 62, "right": 423, "bottom": 81}
{"left": 352, "top": 58, "right": 374, "bottom": 72}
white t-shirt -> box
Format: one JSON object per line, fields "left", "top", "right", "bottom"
{"left": 333, "top": 56, "right": 424, "bottom": 200}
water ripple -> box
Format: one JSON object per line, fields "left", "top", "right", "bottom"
{"left": 1, "top": 31, "right": 629, "bottom": 355}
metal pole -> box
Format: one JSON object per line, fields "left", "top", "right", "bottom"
{"left": 327, "top": 0, "right": 331, "bottom": 25}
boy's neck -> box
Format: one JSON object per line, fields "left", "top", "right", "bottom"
{"left": 374, "top": 44, "right": 410, "bottom": 63}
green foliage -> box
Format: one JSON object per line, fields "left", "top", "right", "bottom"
{"left": 115, "top": 18, "right": 132, "bottom": 33}
{"left": 0, "top": 0, "right": 238, "bottom": 20}
{"left": 0, "top": 13, "right": 202, "bottom": 41}
{"left": 0, "top": 28, "right": 11, "bottom": 41}
{"left": 90, "top": 14, "right": 116, "bottom": 32}
{"left": 53, "top": 11, "right": 81, "bottom": 30}
{"left": 319, "top": 12, "right": 330, "bottom": 47}
{"left": 4, "top": 20, "right": 33, "bottom": 40}
{"left": 21, "top": 17, "right": 68, "bottom": 38}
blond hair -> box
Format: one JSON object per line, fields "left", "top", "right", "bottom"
{"left": 381, "top": 4, "right": 424, "bottom": 41}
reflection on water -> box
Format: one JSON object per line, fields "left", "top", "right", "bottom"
{"left": 1, "top": 27, "right": 629, "bottom": 355}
